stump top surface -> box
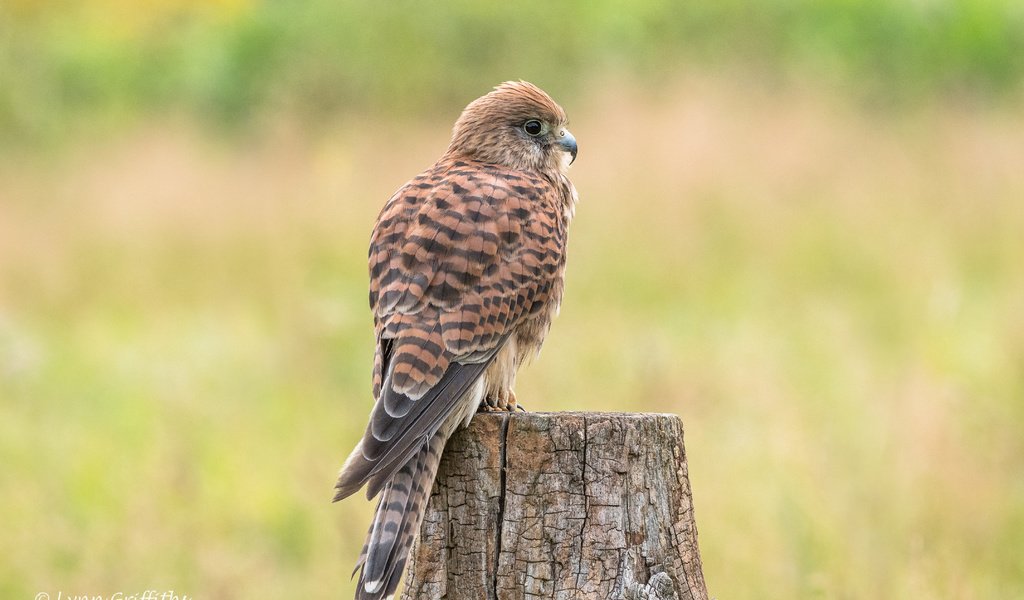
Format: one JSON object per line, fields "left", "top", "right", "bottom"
{"left": 472, "top": 411, "right": 682, "bottom": 421}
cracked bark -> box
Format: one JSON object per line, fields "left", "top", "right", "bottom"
{"left": 400, "top": 412, "right": 709, "bottom": 600}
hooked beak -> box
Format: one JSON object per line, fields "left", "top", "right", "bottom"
{"left": 557, "top": 128, "right": 578, "bottom": 164}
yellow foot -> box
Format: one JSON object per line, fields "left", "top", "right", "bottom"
{"left": 479, "top": 388, "right": 520, "bottom": 413}
{"left": 506, "top": 390, "right": 523, "bottom": 413}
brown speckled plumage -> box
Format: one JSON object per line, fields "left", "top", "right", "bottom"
{"left": 334, "top": 81, "right": 579, "bottom": 600}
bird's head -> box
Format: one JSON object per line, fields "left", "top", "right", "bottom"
{"left": 446, "top": 81, "right": 577, "bottom": 176}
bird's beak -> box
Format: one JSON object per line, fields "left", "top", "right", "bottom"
{"left": 557, "top": 129, "right": 578, "bottom": 164}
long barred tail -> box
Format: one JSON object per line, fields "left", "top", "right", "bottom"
{"left": 336, "top": 346, "right": 500, "bottom": 598}
{"left": 353, "top": 431, "right": 448, "bottom": 600}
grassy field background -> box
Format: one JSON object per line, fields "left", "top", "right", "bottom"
{"left": 2, "top": 1, "right": 1024, "bottom": 599}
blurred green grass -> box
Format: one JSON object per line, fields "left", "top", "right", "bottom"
{"left": 2, "top": 2, "right": 1024, "bottom": 599}
{"left": 2, "top": 0, "right": 1024, "bottom": 145}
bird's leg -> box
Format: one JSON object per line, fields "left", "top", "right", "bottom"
{"left": 479, "top": 390, "right": 501, "bottom": 412}
{"left": 506, "top": 389, "right": 525, "bottom": 412}
{"left": 479, "top": 388, "right": 521, "bottom": 413}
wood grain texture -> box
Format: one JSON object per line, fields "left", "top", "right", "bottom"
{"left": 400, "top": 412, "right": 708, "bottom": 600}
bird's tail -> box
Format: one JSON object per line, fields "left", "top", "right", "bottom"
{"left": 352, "top": 430, "right": 447, "bottom": 600}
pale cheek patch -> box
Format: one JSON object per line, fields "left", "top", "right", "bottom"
{"left": 528, "top": 144, "right": 545, "bottom": 168}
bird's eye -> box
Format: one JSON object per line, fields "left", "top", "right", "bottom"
{"left": 523, "top": 120, "right": 543, "bottom": 136}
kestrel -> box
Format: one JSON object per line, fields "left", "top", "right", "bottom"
{"left": 333, "top": 81, "right": 579, "bottom": 600}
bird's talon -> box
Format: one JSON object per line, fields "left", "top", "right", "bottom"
{"left": 478, "top": 393, "right": 503, "bottom": 412}
{"left": 505, "top": 390, "right": 520, "bottom": 413}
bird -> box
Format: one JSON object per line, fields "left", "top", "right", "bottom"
{"left": 333, "top": 80, "right": 579, "bottom": 600}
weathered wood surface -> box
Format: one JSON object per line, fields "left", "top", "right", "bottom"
{"left": 400, "top": 412, "right": 708, "bottom": 600}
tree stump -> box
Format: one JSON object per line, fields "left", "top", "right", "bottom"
{"left": 400, "top": 412, "right": 708, "bottom": 600}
